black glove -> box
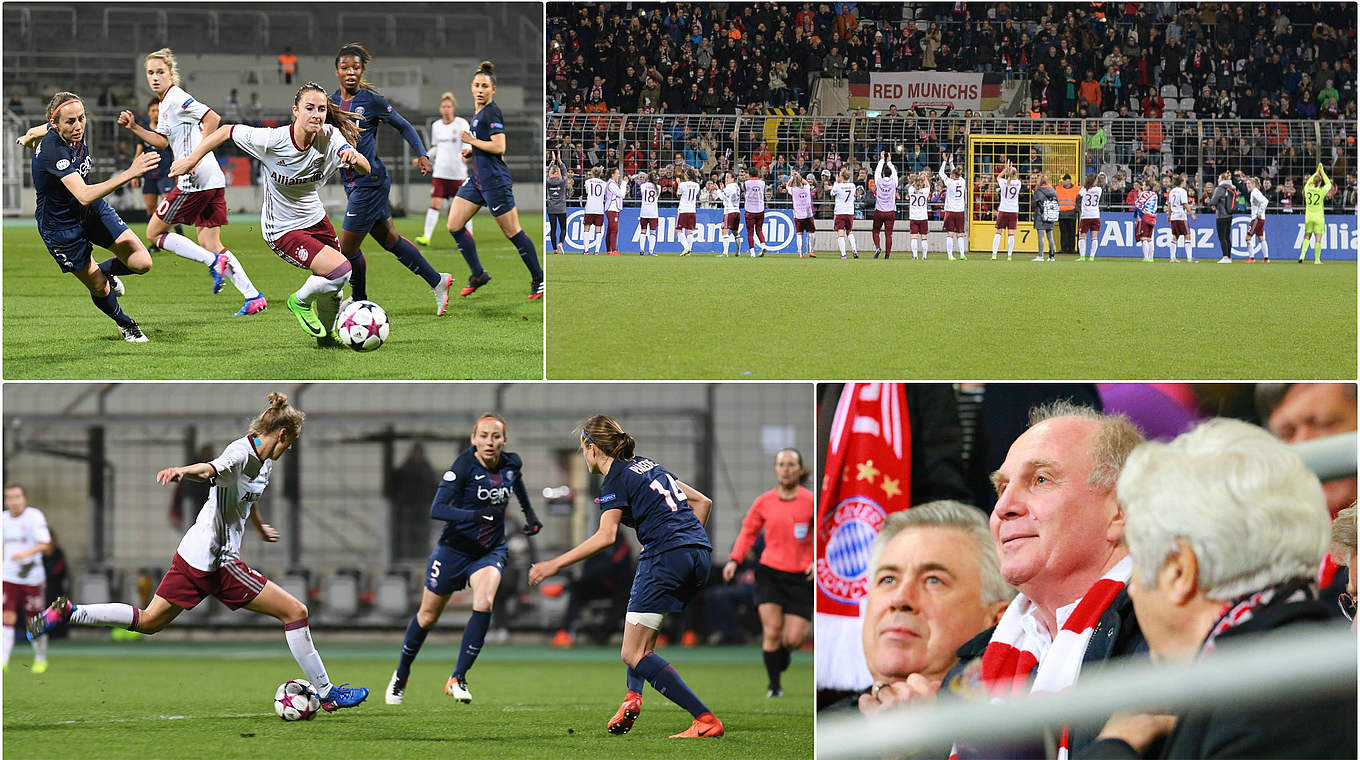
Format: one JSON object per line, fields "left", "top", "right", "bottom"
{"left": 475, "top": 506, "right": 502, "bottom": 524}
{"left": 521, "top": 506, "right": 543, "bottom": 536}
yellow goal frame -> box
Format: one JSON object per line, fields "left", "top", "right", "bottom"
{"left": 966, "top": 134, "right": 1083, "bottom": 254}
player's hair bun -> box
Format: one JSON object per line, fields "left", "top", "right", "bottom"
{"left": 477, "top": 60, "right": 495, "bottom": 75}
{"left": 267, "top": 392, "right": 289, "bottom": 409}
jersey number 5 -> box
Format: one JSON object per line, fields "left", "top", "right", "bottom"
{"left": 648, "top": 474, "right": 687, "bottom": 512}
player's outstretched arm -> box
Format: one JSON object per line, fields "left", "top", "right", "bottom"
{"left": 383, "top": 105, "right": 430, "bottom": 174}
{"left": 528, "top": 509, "right": 622, "bottom": 585}
{"left": 169, "top": 124, "right": 234, "bottom": 178}
{"left": 17, "top": 122, "right": 49, "bottom": 148}
{"left": 677, "top": 480, "right": 713, "bottom": 526}
{"left": 116, "top": 110, "right": 169, "bottom": 150}
{"left": 61, "top": 150, "right": 160, "bottom": 206}
{"left": 249, "top": 507, "right": 280, "bottom": 542}
{"left": 155, "top": 462, "right": 216, "bottom": 485}
{"left": 338, "top": 146, "right": 371, "bottom": 175}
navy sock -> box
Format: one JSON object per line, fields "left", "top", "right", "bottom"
{"left": 384, "top": 236, "right": 441, "bottom": 288}
{"left": 98, "top": 257, "right": 134, "bottom": 277}
{"left": 91, "top": 290, "right": 134, "bottom": 328}
{"left": 395, "top": 616, "right": 431, "bottom": 681}
{"left": 452, "top": 610, "right": 491, "bottom": 679}
{"left": 509, "top": 230, "right": 543, "bottom": 280}
{"left": 451, "top": 228, "right": 484, "bottom": 276}
{"left": 344, "top": 250, "right": 368, "bottom": 301}
{"left": 626, "top": 666, "right": 645, "bottom": 695}
{"left": 634, "top": 652, "right": 709, "bottom": 718}
{"left": 763, "top": 649, "right": 782, "bottom": 689}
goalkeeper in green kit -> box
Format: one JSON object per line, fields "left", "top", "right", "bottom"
{"left": 1298, "top": 162, "right": 1335, "bottom": 263}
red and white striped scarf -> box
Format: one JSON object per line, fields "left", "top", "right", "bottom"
{"left": 951, "top": 556, "right": 1133, "bottom": 760}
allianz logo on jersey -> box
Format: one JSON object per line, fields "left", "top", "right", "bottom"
{"left": 478, "top": 485, "right": 511, "bottom": 504}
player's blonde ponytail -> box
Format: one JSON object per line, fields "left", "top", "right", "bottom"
{"left": 578, "top": 415, "right": 636, "bottom": 461}
{"left": 250, "top": 393, "right": 306, "bottom": 439}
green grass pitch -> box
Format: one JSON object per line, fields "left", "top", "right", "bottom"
{"left": 2, "top": 639, "right": 811, "bottom": 759}
{"left": 2, "top": 214, "right": 544, "bottom": 379}
{"left": 546, "top": 252, "right": 1356, "bottom": 379}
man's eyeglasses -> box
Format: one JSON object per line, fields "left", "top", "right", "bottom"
{"left": 1339, "top": 592, "right": 1356, "bottom": 623}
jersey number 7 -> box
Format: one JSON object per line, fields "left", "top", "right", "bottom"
{"left": 648, "top": 474, "right": 687, "bottom": 513}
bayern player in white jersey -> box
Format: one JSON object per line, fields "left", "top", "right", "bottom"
{"left": 718, "top": 172, "right": 742, "bottom": 257}
{"left": 170, "top": 83, "right": 370, "bottom": 343}
{"left": 675, "top": 168, "right": 701, "bottom": 256}
{"left": 602, "top": 169, "right": 627, "bottom": 255}
{"left": 940, "top": 153, "right": 968, "bottom": 260}
{"left": 416, "top": 92, "right": 471, "bottom": 246}
{"left": 1132, "top": 178, "right": 1159, "bottom": 261}
{"left": 785, "top": 173, "right": 816, "bottom": 257}
{"left": 1077, "top": 173, "right": 1103, "bottom": 260}
{"left": 991, "top": 159, "right": 1022, "bottom": 260}
{"left": 743, "top": 168, "right": 768, "bottom": 257}
{"left": 3, "top": 484, "right": 53, "bottom": 673}
{"left": 908, "top": 170, "right": 932, "bottom": 260}
{"left": 581, "top": 167, "right": 606, "bottom": 256}
{"left": 1167, "top": 175, "right": 1198, "bottom": 262}
{"left": 831, "top": 168, "right": 859, "bottom": 259}
{"left": 871, "top": 152, "right": 898, "bottom": 259}
{"left": 27, "top": 394, "right": 369, "bottom": 711}
{"left": 1245, "top": 178, "right": 1270, "bottom": 262}
{"left": 115, "top": 48, "right": 265, "bottom": 314}
{"left": 635, "top": 173, "right": 660, "bottom": 256}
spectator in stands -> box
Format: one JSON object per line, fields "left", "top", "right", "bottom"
{"left": 1084, "top": 419, "right": 1356, "bottom": 759}
{"left": 247, "top": 92, "right": 263, "bottom": 126}
{"left": 1264, "top": 384, "right": 1357, "bottom": 521}
{"left": 97, "top": 85, "right": 118, "bottom": 108}
{"left": 222, "top": 89, "right": 241, "bottom": 122}
{"left": 277, "top": 47, "right": 298, "bottom": 86}
{"left": 1079, "top": 70, "right": 1102, "bottom": 115}
{"left": 6, "top": 92, "right": 24, "bottom": 117}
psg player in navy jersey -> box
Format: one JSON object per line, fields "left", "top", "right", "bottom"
{"left": 447, "top": 61, "right": 544, "bottom": 300}
{"left": 23, "top": 91, "right": 161, "bottom": 342}
{"left": 529, "top": 415, "right": 724, "bottom": 739}
{"left": 331, "top": 43, "right": 453, "bottom": 314}
{"left": 386, "top": 415, "right": 543, "bottom": 706}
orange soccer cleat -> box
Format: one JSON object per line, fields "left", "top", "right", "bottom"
{"left": 550, "top": 629, "right": 574, "bottom": 648}
{"left": 681, "top": 630, "right": 698, "bottom": 648}
{"left": 669, "top": 712, "right": 724, "bottom": 738}
{"left": 607, "top": 690, "right": 643, "bottom": 735}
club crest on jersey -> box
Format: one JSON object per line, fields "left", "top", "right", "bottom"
{"left": 355, "top": 106, "right": 365, "bottom": 116}
{"left": 815, "top": 495, "right": 886, "bottom": 605}
{"left": 794, "top": 521, "right": 810, "bottom": 541}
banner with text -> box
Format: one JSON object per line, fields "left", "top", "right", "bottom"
{"left": 1040, "top": 212, "right": 1358, "bottom": 260}
{"left": 849, "top": 71, "right": 1004, "bottom": 111}
{"left": 552, "top": 207, "right": 800, "bottom": 254}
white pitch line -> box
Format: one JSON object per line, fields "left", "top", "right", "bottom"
{"left": 51, "top": 712, "right": 265, "bottom": 725}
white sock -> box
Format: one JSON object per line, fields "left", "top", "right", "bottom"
{"left": 284, "top": 621, "right": 332, "bottom": 696}
{"left": 295, "top": 272, "right": 348, "bottom": 305}
{"left": 2, "top": 625, "right": 13, "bottom": 666}
{"left": 1079, "top": 237, "right": 1086, "bottom": 257}
{"left": 848, "top": 234, "right": 858, "bottom": 253}
{"left": 69, "top": 602, "right": 136, "bottom": 628}
{"left": 423, "top": 208, "right": 440, "bottom": 239}
{"left": 220, "top": 251, "right": 260, "bottom": 299}
{"left": 1090, "top": 237, "right": 1099, "bottom": 257}
{"left": 1261, "top": 240, "right": 1269, "bottom": 259}
{"left": 32, "top": 633, "right": 46, "bottom": 663}
{"left": 838, "top": 236, "right": 846, "bottom": 256}
{"left": 723, "top": 235, "right": 731, "bottom": 255}
{"left": 946, "top": 237, "right": 954, "bottom": 257}
{"left": 992, "top": 232, "right": 1001, "bottom": 256}
{"left": 1169, "top": 240, "right": 1178, "bottom": 260}
{"left": 921, "top": 239, "right": 929, "bottom": 259}
{"left": 1184, "top": 241, "right": 1194, "bottom": 261}
{"left": 158, "top": 232, "right": 217, "bottom": 266}
{"left": 595, "top": 229, "right": 606, "bottom": 253}
{"left": 1006, "top": 235, "right": 1014, "bottom": 257}
{"left": 806, "top": 231, "right": 815, "bottom": 253}
{"left": 910, "top": 238, "right": 919, "bottom": 257}
{"left": 794, "top": 231, "right": 803, "bottom": 254}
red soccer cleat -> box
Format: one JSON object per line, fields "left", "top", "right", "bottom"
{"left": 607, "top": 690, "right": 643, "bottom": 735}
{"left": 669, "top": 712, "right": 724, "bottom": 738}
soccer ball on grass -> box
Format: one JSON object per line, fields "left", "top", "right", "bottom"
{"left": 274, "top": 678, "right": 321, "bottom": 721}
{"left": 335, "top": 300, "right": 390, "bottom": 352}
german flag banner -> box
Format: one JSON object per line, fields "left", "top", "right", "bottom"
{"left": 848, "top": 71, "right": 1004, "bottom": 112}
{"left": 814, "top": 382, "right": 912, "bottom": 691}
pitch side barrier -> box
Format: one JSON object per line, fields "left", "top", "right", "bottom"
{"left": 548, "top": 206, "right": 1359, "bottom": 259}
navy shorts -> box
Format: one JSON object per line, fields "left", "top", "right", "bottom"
{"left": 628, "top": 546, "right": 711, "bottom": 614}
{"left": 341, "top": 179, "right": 393, "bottom": 233}
{"left": 142, "top": 173, "right": 174, "bottom": 196}
{"left": 424, "top": 542, "right": 507, "bottom": 595}
{"left": 41, "top": 201, "right": 130, "bottom": 273}
{"left": 456, "top": 180, "right": 516, "bottom": 216}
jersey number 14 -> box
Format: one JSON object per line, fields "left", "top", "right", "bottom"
{"left": 648, "top": 474, "right": 687, "bottom": 512}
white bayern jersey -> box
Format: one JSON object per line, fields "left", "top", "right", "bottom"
{"left": 3, "top": 507, "right": 51, "bottom": 585}
{"left": 156, "top": 85, "right": 226, "bottom": 193}
{"left": 1079, "top": 186, "right": 1103, "bottom": 219}
{"left": 677, "top": 181, "right": 700, "bottom": 213}
{"left": 1250, "top": 188, "right": 1269, "bottom": 219}
{"left": 790, "top": 185, "right": 813, "bottom": 218}
{"left": 583, "top": 177, "right": 606, "bottom": 214}
{"left": 941, "top": 162, "right": 967, "bottom": 212}
{"left": 832, "top": 182, "right": 856, "bottom": 215}
{"left": 875, "top": 176, "right": 898, "bottom": 212}
{"left": 997, "top": 178, "right": 1022, "bottom": 213}
{"left": 605, "top": 180, "right": 626, "bottom": 213}
{"left": 908, "top": 184, "right": 930, "bottom": 220}
{"left": 176, "top": 436, "right": 274, "bottom": 572}
{"left": 428, "top": 117, "right": 470, "bottom": 180}
{"left": 1168, "top": 186, "right": 1190, "bottom": 220}
{"left": 721, "top": 182, "right": 742, "bottom": 214}
{"left": 638, "top": 181, "right": 659, "bottom": 218}
{"left": 744, "top": 178, "right": 766, "bottom": 213}
{"left": 230, "top": 124, "right": 352, "bottom": 242}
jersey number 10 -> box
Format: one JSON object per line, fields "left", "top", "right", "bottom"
{"left": 648, "top": 474, "right": 687, "bottom": 513}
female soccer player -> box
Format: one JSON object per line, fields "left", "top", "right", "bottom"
{"left": 718, "top": 171, "right": 742, "bottom": 257}
{"left": 1132, "top": 177, "right": 1159, "bottom": 262}
{"left": 871, "top": 151, "right": 898, "bottom": 259}
{"left": 3, "top": 484, "right": 54, "bottom": 673}
{"left": 939, "top": 153, "right": 967, "bottom": 260}
{"left": 676, "top": 167, "right": 701, "bottom": 255}
{"left": 907, "top": 169, "right": 932, "bottom": 260}
{"left": 385, "top": 414, "right": 542, "bottom": 705}
{"left": 117, "top": 48, "right": 265, "bottom": 315}
{"left": 785, "top": 172, "right": 816, "bottom": 257}
{"left": 721, "top": 449, "right": 813, "bottom": 698}
{"left": 1299, "top": 162, "right": 1334, "bottom": 263}
{"left": 991, "top": 159, "right": 1021, "bottom": 260}
{"left": 1077, "top": 172, "right": 1103, "bottom": 261}
{"left": 27, "top": 393, "right": 368, "bottom": 711}
{"left": 1245, "top": 177, "right": 1270, "bottom": 262}
{"left": 529, "top": 416, "right": 723, "bottom": 739}
{"left": 1166, "top": 174, "right": 1197, "bottom": 262}
{"left": 831, "top": 168, "right": 859, "bottom": 259}
{"left": 602, "top": 167, "right": 628, "bottom": 256}
{"left": 23, "top": 91, "right": 160, "bottom": 342}
{"left": 331, "top": 43, "right": 452, "bottom": 313}
{"left": 416, "top": 91, "right": 471, "bottom": 247}
{"left": 581, "top": 167, "right": 606, "bottom": 255}
{"left": 636, "top": 172, "right": 660, "bottom": 256}
{"left": 446, "top": 61, "right": 544, "bottom": 299}
{"left": 169, "top": 83, "right": 371, "bottom": 342}
{"left": 743, "top": 167, "right": 768, "bottom": 257}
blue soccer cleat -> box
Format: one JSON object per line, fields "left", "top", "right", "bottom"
{"left": 320, "top": 683, "right": 369, "bottom": 712}
{"left": 27, "top": 597, "right": 74, "bottom": 641}
{"left": 236, "top": 294, "right": 268, "bottom": 316}
{"left": 210, "top": 254, "right": 228, "bottom": 294}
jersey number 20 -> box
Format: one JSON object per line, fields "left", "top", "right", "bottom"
{"left": 648, "top": 474, "right": 687, "bottom": 512}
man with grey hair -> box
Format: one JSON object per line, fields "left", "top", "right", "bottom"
{"left": 1081, "top": 418, "right": 1356, "bottom": 758}
{"left": 941, "top": 401, "right": 1148, "bottom": 759}
{"left": 822, "top": 500, "right": 1013, "bottom": 715}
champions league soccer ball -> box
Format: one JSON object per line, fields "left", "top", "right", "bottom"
{"left": 274, "top": 679, "right": 321, "bottom": 721}
{"left": 335, "top": 299, "right": 390, "bottom": 352}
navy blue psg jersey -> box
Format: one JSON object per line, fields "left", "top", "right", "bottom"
{"left": 469, "top": 101, "right": 511, "bottom": 189}
{"left": 430, "top": 447, "right": 529, "bottom": 555}
{"left": 597, "top": 455, "right": 711, "bottom": 557}
{"left": 331, "top": 87, "right": 427, "bottom": 190}
{"left": 32, "top": 129, "right": 95, "bottom": 239}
